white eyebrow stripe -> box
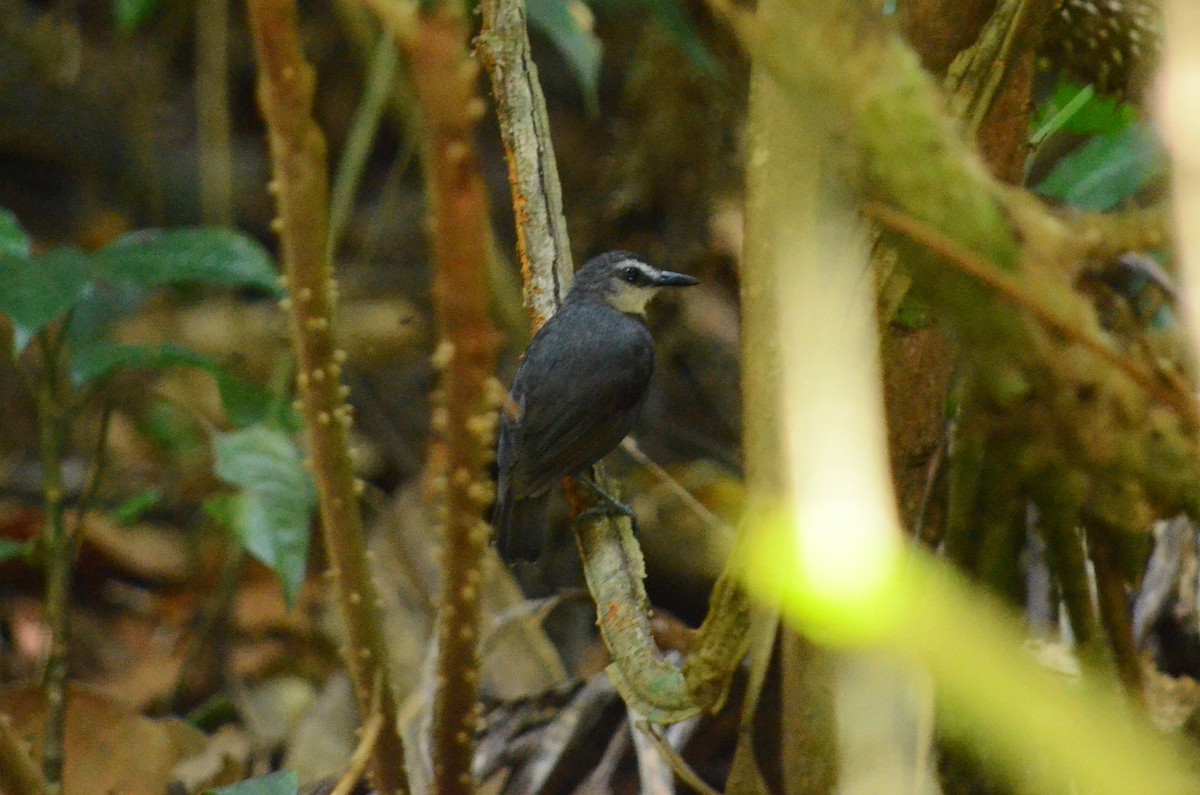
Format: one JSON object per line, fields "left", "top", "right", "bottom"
{"left": 617, "top": 259, "right": 657, "bottom": 280}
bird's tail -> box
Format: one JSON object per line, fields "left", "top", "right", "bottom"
{"left": 492, "top": 486, "right": 549, "bottom": 562}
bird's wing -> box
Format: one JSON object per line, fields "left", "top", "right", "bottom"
{"left": 505, "top": 306, "right": 654, "bottom": 498}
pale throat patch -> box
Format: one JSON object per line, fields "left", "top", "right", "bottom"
{"left": 608, "top": 285, "right": 661, "bottom": 315}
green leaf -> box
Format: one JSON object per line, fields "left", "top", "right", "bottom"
{"left": 637, "top": 0, "right": 719, "bottom": 74}
{"left": 203, "top": 771, "right": 298, "bottom": 795}
{"left": 110, "top": 489, "right": 162, "bottom": 525}
{"left": 1031, "top": 80, "right": 1136, "bottom": 143}
{"left": 0, "top": 209, "right": 31, "bottom": 259}
{"left": 65, "top": 283, "right": 147, "bottom": 351}
{"left": 143, "top": 400, "right": 208, "bottom": 460}
{"left": 215, "top": 372, "right": 297, "bottom": 431}
{"left": 212, "top": 426, "right": 316, "bottom": 606}
{"left": 70, "top": 340, "right": 291, "bottom": 430}
{"left": 95, "top": 228, "right": 281, "bottom": 294}
{"left": 1034, "top": 124, "right": 1166, "bottom": 211}
{"left": 72, "top": 341, "right": 213, "bottom": 386}
{"left": 0, "top": 538, "right": 30, "bottom": 564}
{"left": 0, "top": 247, "right": 95, "bottom": 354}
{"left": 527, "top": 0, "right": 603, "bottom": 114}
{"left": 114, "top": 0, "right": 163, "bottom": 32}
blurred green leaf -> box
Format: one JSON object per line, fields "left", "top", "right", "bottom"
{"left": 0, "top": 247, "right": 94, "bottom": 354}
{"left": 65, "top": 283, "right": 147, "bottom": 351}
{"left": 1034, "top": 124, "right": 1165, "bottom": 211}
{"left": 638, "top": 0, "right": 718, "bottom": 74}
{"left": 72, "top": 341, "right": 213, "bottom": 386}
{"left": 1031, "top": 80, "right": 1136, "bottom": 144}
{"left": 142, "top": 401, "right": 206, "bottom": 460}
{"left": 0, "top": 209, "right": 31, "bottom": 259}
{"left": 111, "top": 489, "right": 162, "bottom": 525}
{"left": 527, "top": 0, "right": 603, "bottom": 114}
{"left": 70, "top": 340, "right": 291, "bottom": 429}
{"left": 0, "top": 538, "right": 30, "bottom": 564}
{"left": 215, "top": 372, "right": 297, "bottom": 431}
{"left": 203, "top": 771, "right": 298, "bottom": 795}
{"left": 114, "top": 0, "right": 164, "bottom": 34}
{"left": 95, "top": 228, "right": 280, "bottom": 294}
{"left": 212, "top": 426, "right": 315, "bottom": 606}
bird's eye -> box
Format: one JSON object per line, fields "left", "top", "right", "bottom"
{"left": 621, "top": 266, "right": 642, "bottom": 284}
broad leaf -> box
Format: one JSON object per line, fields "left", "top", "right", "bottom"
{"left": 212, "top": 426, "right": 315, "bottom": 606}
{"left": 527, "top": 0, "right": 603, "bottom": 114}
{"left": 0, "top": 209, "right": 30, "bottom": 259}
{"left": 95, "top": 228, "right": 280, "bottom": 294}
{"left": 215, "top": 372, "right": 296, "bottom": 431}
{"left": 65, "top": 283, "right": 147, "bottom": 352}
{"left": 71, "top": 341, "right": 213, "bottom": 386}
{"left": 1035, "top": 124, "right": 1166, "bottom": 211}
{"left": 70, "top": 340, "right": 289, "bottom": 430}
{"left": 203, "top": 771, "right": 298, "bottom": 795}
{"left": 0, "top": 247, "right": 94, "bottom": 354}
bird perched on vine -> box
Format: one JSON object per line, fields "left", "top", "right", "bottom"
{"left": 492, "top": 251, "right": 699, "bottom": 561}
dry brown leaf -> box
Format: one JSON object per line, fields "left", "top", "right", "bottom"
{"left": 0, "top": 683, "right": 207, "bottom": 795}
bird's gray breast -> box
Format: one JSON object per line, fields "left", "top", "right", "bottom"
{"left": 502, "top": 302, "right": 655, "bottom": 497}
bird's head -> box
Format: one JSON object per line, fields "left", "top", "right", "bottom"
{"left": 567, "top": 251, "right": 699, "bottom": 315}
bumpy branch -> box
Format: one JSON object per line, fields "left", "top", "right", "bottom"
{"left": 245, "top": 1, "right": 409, "bottom": 792}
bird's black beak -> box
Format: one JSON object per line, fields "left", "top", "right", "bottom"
{"left": 654, "top": 270, "right": 700, "bottom": 288}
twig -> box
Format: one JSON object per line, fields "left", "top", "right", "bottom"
{"left": 36, "top": 333, "right": 71, "bottom": 794}
{"left": 0, "top": 712, "right": 49, "bottom": 795}
{"left": 1086, "top": 527, "right": 1145, "bottom": 699}
{"left": 864, "top": 201, "right": 1200, "bottom": 429}
{"left": 167, "top": 541, "right": 245, "bottom": 711}
{"left": 328, "top": 33, "right": 398, "bottom": 259}
{"left": 635, "top": 720, "right": 723, "bottom": 795}
{"left": 330, "top": 704, "right": 385, "bottom": 795}
{"left": 69, "top": 404, "right": 113, "bottom": 541}
{"left": 619, "top": 437, "right": 735, "bottom": 538}
{"left": 245, "top": 1, "right": 409, "bottom": 791}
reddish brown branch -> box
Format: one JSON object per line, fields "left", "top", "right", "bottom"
{"left": 356, "top": 0, "right": 501, "bottom": 791}
{"left": 407, "top": 9, "right": 500, "bottom": 795}
{"left": 245, "top": 1, "right": 409, "bottom": 792}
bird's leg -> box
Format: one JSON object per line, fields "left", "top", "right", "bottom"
{"left": 572, "top": 475, "right": 641, "bottom": 537}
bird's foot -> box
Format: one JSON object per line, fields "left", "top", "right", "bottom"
{"left": 573, "top": 476, "right": 641, "bottom": 537}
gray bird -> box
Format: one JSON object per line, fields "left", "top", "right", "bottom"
{"left": 493, "top": 251, "right": 700, "bottom": 560}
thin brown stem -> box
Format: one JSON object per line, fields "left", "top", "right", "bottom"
{"left": 245, "top": 1, "right": 408, "bottom": 791}
{"left": 36, "top": 335, "right": 70, "bottom": 794}
{"left": 1087, "top": 530, "right": 1145, "bottom": 699}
